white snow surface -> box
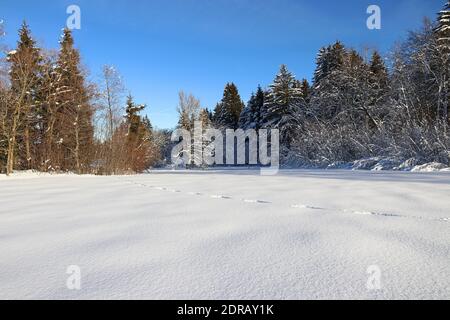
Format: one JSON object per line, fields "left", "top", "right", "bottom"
{"left": 411, "top": 162, "right": 449, "bottom": 172}
{"left": 0, "top": 169, "right": 449, "bottom": 300}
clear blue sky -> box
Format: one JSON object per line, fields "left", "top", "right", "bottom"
{"left": 0, "top": 0, "right": 445, "bottom": 129}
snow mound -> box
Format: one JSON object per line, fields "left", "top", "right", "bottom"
{"left": 394, "top": 158, "right": 420, "bottom": 171}
{"left": 411, "top": 162, "right": 449, "bottom": 172}
{"left": 371, "top": 158, "right": 401, "bottom": 171}
{"left": 326, "top": 161, "right": 352, "bottom": 170}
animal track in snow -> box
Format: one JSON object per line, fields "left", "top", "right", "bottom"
{"left": 210, "top": 195, "right": 232, "bottom": 200}
{"left": 350, "top": 210, "right": 402, "bottom": 218}
{"left": 291, "top": 204, "right": 325, "bottom": 210}
{"left": 242, "top": 199, "right": 272, "bottom": 204}
{"left": 188, "top": 192, "right": 204, "bottom": 196}
{"left": 121, "top": 178, "right": 449, "bottom": 224}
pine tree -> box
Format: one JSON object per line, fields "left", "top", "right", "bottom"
{"left": 34, "top": 54, "right": 65, "bottom": 172}
{"left": 5, "top": 22, "right": 42, "bottom": 174}
{"left": 239, "top": 93, "right": 255, "bottom": 130}
{"left": 313, "top": 47, "right": 329, "bottom": 86}
{"left": 54, "top": 29, "right": 94, "bottom": 173}
{"left": 212, "top": 102, "right": 223, "bottom": 126}
{"left": 239, "top": 85, "right": 265, "bottom": 130}
{"left": 261, "top": 65, "right": 305, "bottom": 149}
{"left": 213, "top": 83, "right": 244, "bottom": 129}
{"left": 123, "top": 95, "right": 154, "bottom": 172}
{"left": 299, "top": 79, "right": 310, "bottom": 102}
{"left": 125, "top": 95, "right": 145, "bottom": 136}
{"left": 369, "top": 51, "right": 388, "bottom": 89}
{"left": 313, "top": 41, "right": 345, "bottom": 87}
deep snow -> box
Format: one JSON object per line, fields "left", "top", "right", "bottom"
{"left": 0, "top": 170, "right": 449, "bottom": 299}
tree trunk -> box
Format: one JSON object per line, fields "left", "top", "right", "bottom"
{"left": 74, "top": 115, "right": 81, "bottom": 174}
{"left": 6, "top": 111, "right": 19, "bottom": 175}
{"left": 25, "top": 124, "right": 31, "bottom": 169}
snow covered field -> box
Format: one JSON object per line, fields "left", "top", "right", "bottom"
{"left": 0, "top": 170, "right": 449, "bottom": 300}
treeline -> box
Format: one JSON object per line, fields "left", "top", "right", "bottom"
{"left": 0, "top": 23, "right": 161, "bottom": 175}
{"left": 177, "top": 1, "right": 450, "bottom": 167}
{"left": 1, "top": 1, "right": 449, "bottom": 174}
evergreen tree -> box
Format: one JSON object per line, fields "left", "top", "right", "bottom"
{"left": 261, "top": 65, "right": 305, "bottom": 149}
{"left": 313, "top": 47, "right": 329, "bottom": 86}
{"left": 313, "top": 41, "right": 345, "bottom": 87}
{"left": 5, "top": 22, "right": 42, "bottom": 174}
{"left": 123, "top": 95, "right": 154, "bottom": 172}
{"left": 213, "top": 83, "right": 244, "bottom": 129}
{"left": 369, "top": 51, "right": 388, "bottom": 89}
{"left": 54, "top": 29, "right": 94, "bottom": 173}
{"left": 239, "top": 94, "right": 254, "bottom": 130}
{"left": 212, "top": 102, "right": 223, "bottom": 126}
{"left": 299, "top": 79, "right": 311, "bottom": 102}
{"left": 125, "top": 95, "right": 145, "bottom": 136}
{"left": 239, "top": 85, "right": 265, "bottom": 130}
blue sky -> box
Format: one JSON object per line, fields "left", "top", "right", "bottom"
{"left": 0, "top": 0, "right": 445, "bottom": 129}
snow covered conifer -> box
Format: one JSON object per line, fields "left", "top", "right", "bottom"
{"left": 54, "top": 28, "right": 94, "bottom": 173}
{"left": 213, "top": 83, "right": 244, "bottom": 129}
{"left": 299, "top": 79, "right": 311, "bottom": 102}
{"left": 261, "top": 65, "right": 305, "bottom": 151}
{"left": 313, "top": 42, "right": 345, "bottom": 88}
{"left": 239, "top": 85, "right": 265, "bottom": 130}
{"left": 369, "top": 50, "right": 389, "bottom": 89}
{"left": 123, "top": 95, "right": 155, "bottom": 172}
{"left": 6, "top": 22, "right": 42, "bottom": 174}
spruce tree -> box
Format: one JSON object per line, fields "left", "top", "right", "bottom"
{"left": 313, "top": 41, "right": 345, "bottom": 87}
{"left": 239, "top": 94, "right": 254, "bottom": 130}
{"left": 239, "top": 85, "right": 265, "bottom": 130}
{"left": 54, "top": 29, "right": 94, "bottom": 173}
{"left": 6, "top": 22, "right": 42, "bottom": 174}
{"left": 123, "top": 95, "right": 154, "bottom": 172}
{"left": 125, "top": 95, "right": 145, "bottom": 137}
{"left": 313, "top": 47, "right": 329, "bottom": 86}
{"left": 213, "top": 83, "right": 244, "bottom": 129}
{"left": 35, "top": 55, "right": 61, "bottom": 172}
{"left": 300, "top": 79, "right": 310, "bottom": 102}
{"left": 261, "top": 65, "right": 305, "bottom": 149}
{"left": 369, "top": 51, "right": 388, "bottom": 89}
{"left": 212, "top": 102, "right": 223, "bottom": 127}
